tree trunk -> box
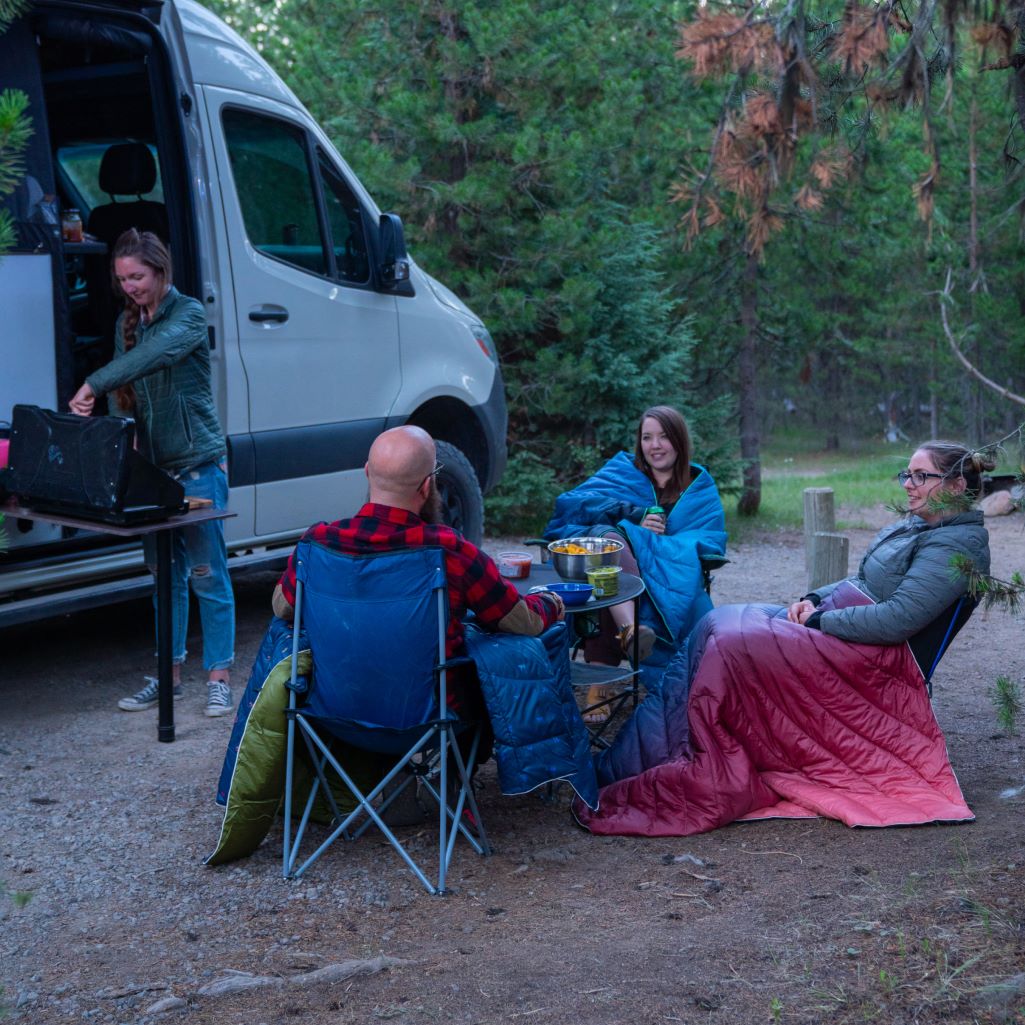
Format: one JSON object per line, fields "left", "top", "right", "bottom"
{"left": 822, "top": 207, "right": 843, "bottom": 450}
{"left": 965, "top": 94, "right": 986, "bottom": 443}
{"left": 817, "top": 343, "right": 840, "bottom": 450}
{"left": 929, "top": 337, "right": 939, "bottom": 438}
{"left": 437, "top": 7, "right": 471, "bottom": 246}
{"left": 1014, "top": 55, "right": 1025, "bottom": 142}
{"left": 968, "top": 98, "right": 980, "bottom": 283}
{"left": 737, "top": 251, "right": 761, "bottom": 516}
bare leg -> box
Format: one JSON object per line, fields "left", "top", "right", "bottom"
{"left": 584, "top": 530, "right": 643, "bottom": 718}
{"left": 603, "top": 528, "right": 640, "bottom": 631}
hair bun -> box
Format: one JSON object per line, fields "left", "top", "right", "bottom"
{"left": 970, "top": 450, "right": 997, "bottom": 474}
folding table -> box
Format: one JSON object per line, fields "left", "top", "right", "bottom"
{"left": 1, "top": 500, "right": 235, "bottom": 742}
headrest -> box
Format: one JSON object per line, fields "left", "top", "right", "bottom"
{"left": 98, "top": 142, "right": 157, "bottom": 196}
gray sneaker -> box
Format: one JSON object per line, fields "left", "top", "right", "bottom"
{"left": 118, "top": 676, "right": 183, "bottom": 712}
{"left": 205, "top": 680, "right": 233, "bottom": 717}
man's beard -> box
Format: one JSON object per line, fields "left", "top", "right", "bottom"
{"left": 420, "top": 478, "right": 445, "bottom": 524}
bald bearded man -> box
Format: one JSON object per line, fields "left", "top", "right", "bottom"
{"left": 272, "top": 426, "right": 564, "bottom": 755}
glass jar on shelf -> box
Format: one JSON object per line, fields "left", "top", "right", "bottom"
{"left": 61, "top": 208, "right": 83, "bottom": 243}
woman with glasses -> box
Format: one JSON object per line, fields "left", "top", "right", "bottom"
{"left": 573, "top": 440, "right": 994, "bottom": 839}
{"left": 785, "top": 441, "right": 993, "bottom": 662}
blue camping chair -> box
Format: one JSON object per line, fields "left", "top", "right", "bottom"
{"left": 282, "top": 541, "right": 491, "bottom": 894}
{"left": 915, "top": 594, "right": 977, "bottom": 698}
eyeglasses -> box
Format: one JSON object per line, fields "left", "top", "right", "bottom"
{"left": 420, "top": 461, "right": 444, "bottom": 489}
{"left": 896, "top": 470, "right": 944, "bottom": 487}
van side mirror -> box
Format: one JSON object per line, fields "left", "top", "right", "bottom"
{"left": 377, "top": 213, "right": 410, "bottom": 289}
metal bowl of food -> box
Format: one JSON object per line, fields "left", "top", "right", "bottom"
{"left": 547, "top": 536, "right": 624, "bottom": 581}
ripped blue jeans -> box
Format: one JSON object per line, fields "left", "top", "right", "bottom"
{"left": 143, "top": 460, "right": 235, "bottom": 671}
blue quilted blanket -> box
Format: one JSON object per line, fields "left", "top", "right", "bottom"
{"left": 544, "top": 452, "right": 727, "bottom": 677}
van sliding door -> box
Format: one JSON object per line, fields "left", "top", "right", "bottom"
{"left": 201, "top": 87, "right": 401, "bottom": 536}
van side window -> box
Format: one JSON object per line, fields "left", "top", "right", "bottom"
{"left": 317, "top": 151, "right": 370, "bottom": 285}
{"left": 222, "top": 108, "right": 327, "bottom": 275}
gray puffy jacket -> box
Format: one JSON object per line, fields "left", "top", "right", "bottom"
{"left": 810, "top": 511, "right": 990, "bottom": 646}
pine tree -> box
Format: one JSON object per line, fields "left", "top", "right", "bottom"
{"left": 211, "top": 0, "right": 737, "bottom": 530}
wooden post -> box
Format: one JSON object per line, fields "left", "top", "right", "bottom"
{"left": 809, "top": 531, "right": 849, "bottom": 591}
{"left": 803, "top": 487, "right": 835, "bottom": 580}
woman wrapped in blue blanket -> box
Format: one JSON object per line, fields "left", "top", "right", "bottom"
{"left": 543, "top": 406, "right": 727, "bottom": 721}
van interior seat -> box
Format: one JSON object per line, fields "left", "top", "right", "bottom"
{"left": 84, "top": 142, "right": 170, "bottom": 347}
{"left": 87, "top": 142, "right": 169, "bottom": 246}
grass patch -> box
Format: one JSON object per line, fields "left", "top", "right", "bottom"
{"left": 490, "top": 429, "right": 1018, "bottom": 543}
{"left": 725, "top": 441, "right": 907, "bottom": 540}
{"left": 726, "top": 429, "right": 1023, "bottom": 541}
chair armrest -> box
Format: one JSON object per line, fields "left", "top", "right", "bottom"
{"left": 699, "top": 554, "right": 728, "bottom": 597}
{"left": 437, "top": 655, "right": 476, "bottom": 674}
{"left": 285, "top": 671, "right": 310, "bottom": 695}
{"left": 700, "top": 555, "right": 730, "bottom": 572}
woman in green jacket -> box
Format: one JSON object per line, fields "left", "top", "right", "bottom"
{"left": 70, "top": 229, "right": 235, "bottom": 717}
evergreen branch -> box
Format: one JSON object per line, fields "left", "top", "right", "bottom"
{"left": 980, "top": 54, "right": 1025, "bottom": 74}
{"left": 989, "top": 675, "right": 1022, "bottom": 736}
{"left": 953, "top": 554, "right": 1025, "bottom": 615}
{"left": 0, "top": 209, "right": 14, "bottom": 253}
{"left": 0, "top": 88, "right": 33, "bottom": 199}
{"left": 0, "top": 0, "right": 28, "bottom": 33}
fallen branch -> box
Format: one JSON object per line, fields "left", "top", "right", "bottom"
{"left": 736, "top": 847, "right": 804, "bottom": 862}
{"left": 197, "top": 956, "right": 407, "bottom": 998}
{"left": 939, "top": 269, "right": 1025, "bottom": 406}
{"left": 680, "top": 869, "right": 722, "bottom": 883}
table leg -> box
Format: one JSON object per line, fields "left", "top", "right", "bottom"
{"left": 631, "top": 592, "right": 641, "bottom": 707}
{"left": 156, "top": 530, "right": 175, "bottom": 743}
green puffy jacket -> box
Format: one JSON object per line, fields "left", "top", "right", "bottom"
{"left": 86, "top": 286, "right": 225, "bottom": 472}
{"left": 810, "top": 511, "right": 990, "bottom": 646}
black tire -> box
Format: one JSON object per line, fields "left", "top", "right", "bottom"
{"left": 434, "top": 440, "right": 484, "bottom": 544}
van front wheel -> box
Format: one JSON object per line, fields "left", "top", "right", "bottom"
{"left": 434, "top": 440, "right": 484, "bottom": 545}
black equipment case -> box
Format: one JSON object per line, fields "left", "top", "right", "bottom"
{"left": 5, "top": 404, "right": 186, "bottom": 524}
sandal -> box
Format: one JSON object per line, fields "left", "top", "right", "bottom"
{"left": 582, "top": 685, "right": 613, "bottom": 725}
{"left": 618, "top": 623, "right": 656, "bottom": 662}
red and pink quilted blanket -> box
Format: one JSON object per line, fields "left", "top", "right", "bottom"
{"left": 574, "top": 583, "right": 972, "bottom": 837}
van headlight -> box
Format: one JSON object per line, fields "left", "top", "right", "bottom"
{"left": 471, "top": 324, "right": 498, "bottom": 365}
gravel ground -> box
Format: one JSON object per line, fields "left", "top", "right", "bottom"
{"left": 1, "top": 508, "right": 1023, "bottom": 1025}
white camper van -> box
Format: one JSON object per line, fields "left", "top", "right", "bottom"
{"left": 0, "top": 0, "right": 507, "bottom": 626}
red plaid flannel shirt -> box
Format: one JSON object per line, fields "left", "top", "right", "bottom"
{"left": 277, "top": 503, "right": 557, "bottom": 658}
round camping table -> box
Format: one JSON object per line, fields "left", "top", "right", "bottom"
{"left": 511, "top": 561, "right": 646, "bottom": 745}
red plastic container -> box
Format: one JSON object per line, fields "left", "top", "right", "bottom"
{"left": 497, "top": 551, "right": 532, "bottom": 579}
{"left": 0, "top": 438, "right": 8, "bottom": 469}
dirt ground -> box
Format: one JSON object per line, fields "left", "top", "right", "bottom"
{"left": 2, "top": 508, "right": 1023, "bottom": 1025}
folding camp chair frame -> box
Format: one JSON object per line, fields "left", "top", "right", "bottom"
{"left": 922, "top": 594, "right": 973, "bottom": 698}
{"left": 281, "top": 547, "right": 491, "bottom": 895}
